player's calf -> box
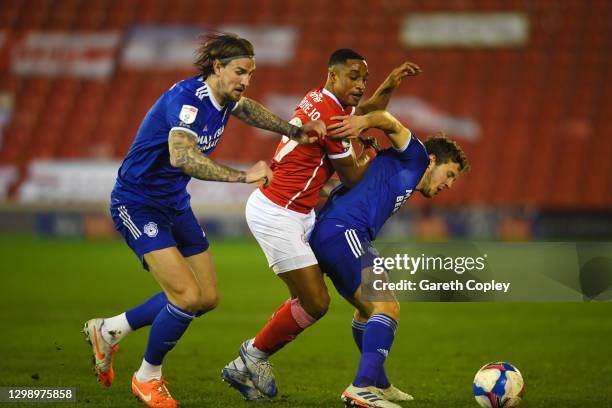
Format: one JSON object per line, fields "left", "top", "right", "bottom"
{"left": 251, "top": 297, "right": 319, "bottom": 357}
{"left": 231, "top": 296, "right": 322, "bottom": 398}
{"left": 298, "top": 290, "right": 330, "bottom": 319}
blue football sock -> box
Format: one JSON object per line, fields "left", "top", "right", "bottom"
{"left": 351, "top": 318, "right": 365, "bottom": 352}
{"left": 352, "top": 318, "right": 391, "bottom": 389}
{"left": 144, "top": 302, "right": 195, "bottom": 365}
{"left": 353, "top": 314, "right": 397, "bottom": 388}
{"left": 125, "top": 292, "right": 169, "bottom": 330}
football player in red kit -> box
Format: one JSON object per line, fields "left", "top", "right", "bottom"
{"left": 223, "top": 49, "right": 420, "bottom": 403}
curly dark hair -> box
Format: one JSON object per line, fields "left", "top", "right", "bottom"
{"left": 328, "top": 48, "right": 365, "bottom": 67}
{"left": 194, "top": 32, "right": 255, "bottom": 79}
{"left": 424, "top": 132, "right": 470, "bottom": 172}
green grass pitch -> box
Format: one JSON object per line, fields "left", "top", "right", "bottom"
{"left": 0, "top": 235, "right": 611, "bottom": 407}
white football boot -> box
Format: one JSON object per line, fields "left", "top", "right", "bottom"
{"left": 239, "top": 340, "right": 277, "bottom": 398}
{"left": 375, "top": 384, "right": 414, "bottom": 402}
{"left": 221, "top": 359, "right": 266, "bottom": 401}
{"left": 82, "top": 318, "right": 118, "bottom": 387}
{"left": 341, "top": 384, "right": 402, "bottom": 408}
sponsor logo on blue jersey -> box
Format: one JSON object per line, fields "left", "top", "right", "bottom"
{"left": 112, "top": 76, "right": 236, "bottom": 210}
{"left": 392, "top": 189, "right": 413, "bottom": 214}
{"left": 197, "top": 125, "right": 224, "bottom": 152}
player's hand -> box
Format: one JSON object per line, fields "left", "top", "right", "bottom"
{"left": 384, "top": 61, "right": 421, "bottom": 89}
{"left": 327, "top": 115, "right": 368, "bottom": 139}
{"left": 359, "top": 135, "right": 380, "bottom": 153}
{"left": 245, "top": 160, "right": 273, "bottom": 188}
{"left": 293, "top": 120, "right": 327, "bottom": 144}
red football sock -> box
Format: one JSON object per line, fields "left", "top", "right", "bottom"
{"left": 254, "top": 298, "right": 316, "bottom": 355}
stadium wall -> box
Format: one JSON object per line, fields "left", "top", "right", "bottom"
{"left": 1, "top": 204, "right": 611, "bottom": 241}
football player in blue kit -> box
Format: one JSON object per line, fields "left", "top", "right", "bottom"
{"left": 310, "top": 111, "right": 469, "bottom": 407}
{"left": 82, "top": 33, "right": 326, "bottom": 408}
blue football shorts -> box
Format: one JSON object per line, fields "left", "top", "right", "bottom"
{"left": 309, "top": 219, "right": 377, "bottom": 300}
{"left": 110, "top": 201, "right": 209, "bottom": 269}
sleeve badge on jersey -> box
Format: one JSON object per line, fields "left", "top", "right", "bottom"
{"left": 309, "top": 90, "right": 323, "bottom": 103}
{"left": 179, "top": 105, "right": 198, "bottom": 124}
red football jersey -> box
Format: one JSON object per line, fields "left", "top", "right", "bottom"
{"left": 260, "top": 88, "right": 355, "bottom": 214}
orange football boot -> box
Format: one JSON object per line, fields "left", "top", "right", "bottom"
{"left": 83, "top": 318, "right": 119, "bottom": 386}
{"left": 131, "top": 374, "right": 179, "bottom": 408}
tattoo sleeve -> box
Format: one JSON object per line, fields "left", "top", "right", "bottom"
{"left": 232, "top": 97, "right": 302, "bottom": 138}
{"left": 168, "top": 129, "right": 246, "bottom": 182}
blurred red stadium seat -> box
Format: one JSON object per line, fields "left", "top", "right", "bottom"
{"left": 0, "top": 0, "right": 609, "bottom": 209}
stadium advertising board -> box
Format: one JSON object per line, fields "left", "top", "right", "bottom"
{"left": 401, "top": 12, "right": 529, "bottom": 48}
{"left": 11, "top": 31, "right": 120, "bottom": 78}
{"left": 121, "top": 25, "right": 297, "bottom": 69}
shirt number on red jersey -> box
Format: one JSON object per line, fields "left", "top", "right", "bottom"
{"left": 274, "top": 136, "right": 299, "bottom": 162}
{"left": 273, "top": 117, "right": 302, "bottom": 162}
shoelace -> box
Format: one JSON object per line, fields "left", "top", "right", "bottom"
{"left": 154, "top": 379, "right": 172, "bottom": 399}
{"left": 253, "top": 360, "right": 274, "bottom": 377}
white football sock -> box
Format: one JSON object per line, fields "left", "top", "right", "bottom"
{"left": 246, "top": 338, "right": 268, "bottom": 360}
{"left": 135, "top": 359, "right": 162, "bottom": 382}
{"left": 102, "top": 313, "right": 132, "bottom": 345}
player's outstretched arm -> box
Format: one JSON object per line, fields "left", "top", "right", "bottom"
{"left": 232, "top": 97, "right": 326, "bottom": 143}
{"left": 320, "top": 177, "right": 342, "bottom": 197}
{"left": 168, "top": 129, "right": 272, "bottom": 186}
{"left": 354, "top": 61, "right": 421, "bottom": 115}
{"left": 328, "top": 111, "right": 410, "bottom": 150}
{"left": 327, "top": 138, "right": 374, "bottom": 187}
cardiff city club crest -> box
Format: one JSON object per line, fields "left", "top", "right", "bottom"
{"left": 143, "top": 222, "right": 159, "bottom": 238}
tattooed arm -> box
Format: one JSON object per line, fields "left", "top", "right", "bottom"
{"left": 232, "top": 97, "right": 326, "bottom": 142}
{"left": 169, "top": 129, "right": 246, "bottom": 181}
{"left": 232, "top": 97, "right": 301, "bottom": 137}
{"left": 168, "top": 129, "right": 272, "bottom": 185}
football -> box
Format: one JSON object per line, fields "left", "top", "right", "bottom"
{"left": 473, "top": 362, "right": 524, "bottom": 407}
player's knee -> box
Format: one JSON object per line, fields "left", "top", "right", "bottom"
{"left": 372, "top": 301, "right": 400, "bottom": 322}
{"left": 172, "top": 286, "right": 204, "bottom": 313}
{"left": 385, "top": 301, "right": 400, "bottom": 321}
{"left": 301, "top": 291, "right": 330, "bottom": 319}
{"left": 354, "top": 309, "right": 369, "bottom": 323}
{"left": 197, "top": 293, "right": 219, "bottom": 314}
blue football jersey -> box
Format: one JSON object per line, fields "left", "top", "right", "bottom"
{"left": 112, "top": 76, "right": 237, "bottom": 211}
{"left": 317, "top": 134, "right": 430, "bottom": 240}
